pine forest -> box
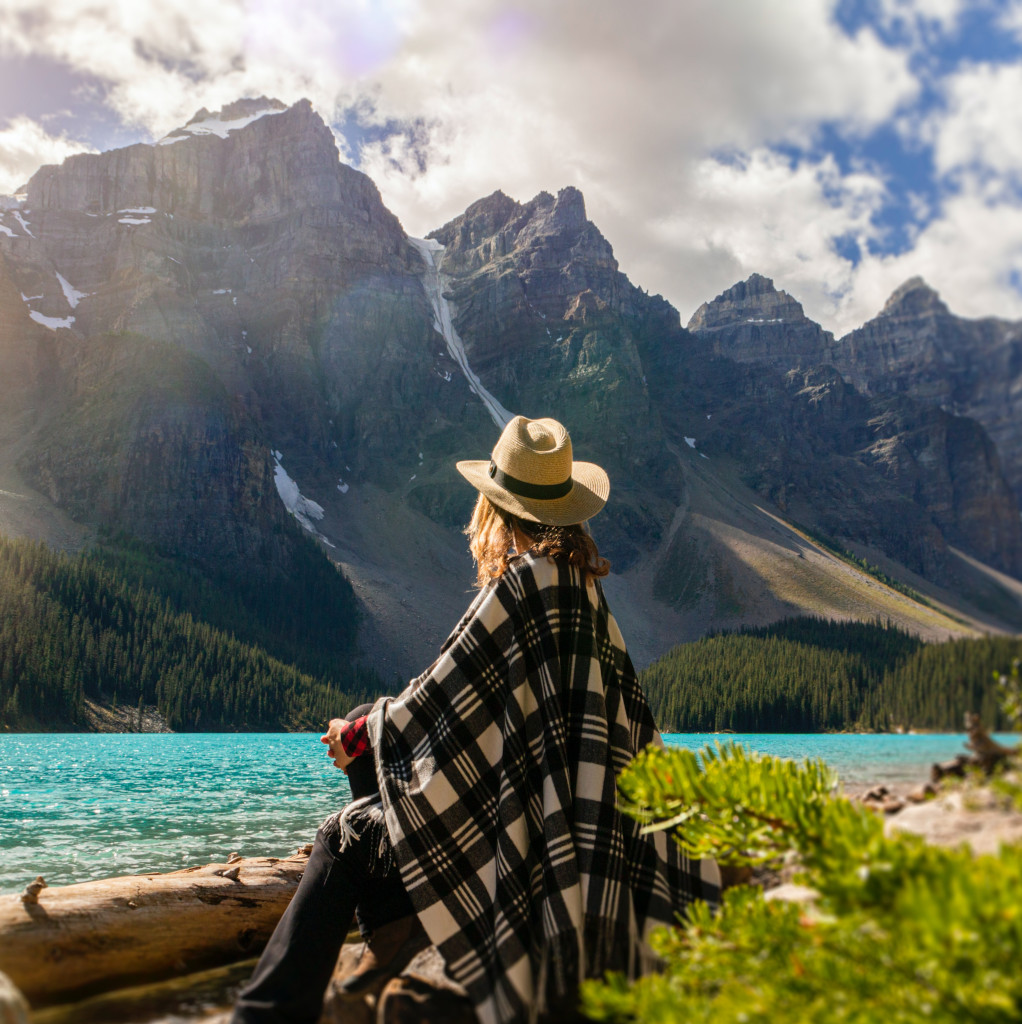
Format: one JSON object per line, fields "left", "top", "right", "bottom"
{"left": 0, "top": 533, "right": 383, "bottom": 731}
{"left": 642, "top": 617, "right": 1022, "bottom": 733}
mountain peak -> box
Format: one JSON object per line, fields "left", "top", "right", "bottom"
{"left": 551, "top": 185, "right": 586, "bottom": 225}
{"left": 688, "top": 273, "right": 807, "bottom": 331}
{"left": 459, "top": 189, "right": 519, "bottom": 221}
{"left": 880, "top": 277, "right": 949, "bottom": 318}
{"left": 159, "top": 97, "right": 291, "bottom": 146}
{"left": 185, "top": 97, "right": 288, "bottom": 127}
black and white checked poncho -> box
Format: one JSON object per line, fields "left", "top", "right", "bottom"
{"left": 354, "top": 551, "right": 719, "bottom": 1024}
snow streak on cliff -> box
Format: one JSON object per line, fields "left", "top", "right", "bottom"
{"left": 409, "top": 236, "right": 514, "bottom": 430}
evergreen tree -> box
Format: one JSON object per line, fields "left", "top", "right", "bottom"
{"left": 641, "top": 616, "right": 1022, "bottom": 732}
{"left": 0, "top": 533, "right": 388, "bottom": 732}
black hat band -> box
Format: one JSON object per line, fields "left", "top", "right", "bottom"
{"left": 488, "top": 460, "right": 573, "bottom": 500}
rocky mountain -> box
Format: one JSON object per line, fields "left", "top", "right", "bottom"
{"left": 841, "top": 279, "right": 1022, "bottom": 509}
{"left": 425, "top": 187, "right": 678, "bottom": 568}
{"left": 688, "top": 272, "right": 840, "bottom": 368}
{"left": 1, "top": 97, "right": 1020, "bottom": 685}
{"left": 2, "top": 97, "right": 501, "bottom": 556}
{"left": 690, "top": 274, "right": 1022, "bottom": 511}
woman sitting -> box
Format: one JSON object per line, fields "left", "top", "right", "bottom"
{"left": 232, "top": 415, "right": 720, "bottom": 1024}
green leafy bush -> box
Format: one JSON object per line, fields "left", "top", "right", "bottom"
{"left": 583, "top": 743, "right": 1022, "bottom": 1023}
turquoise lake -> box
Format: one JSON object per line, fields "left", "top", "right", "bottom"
{"left": 0, "top": 731, "right": 1008, "bottom": 893}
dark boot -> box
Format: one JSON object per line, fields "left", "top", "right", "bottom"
{"left": 337, "top": 914, "right": 430, "bottom": 995}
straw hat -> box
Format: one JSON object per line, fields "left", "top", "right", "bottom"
{"left": 456, "top": 416, "right": 610, "bottom": 526}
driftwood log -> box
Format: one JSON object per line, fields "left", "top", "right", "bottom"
{"left": 931, "top": 713, "right": 1021, "bottom": 783}
{"left": 964, "top": 711, "right": 1020, "bottom": 769}
{"left": 0, "top": 853, "right": 308, "bottom": 1006}
{"left": 2, "top": 854, "right": 477, "bottom": 1023}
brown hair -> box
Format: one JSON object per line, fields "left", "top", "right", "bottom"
{"left": 465, "top": 493, "right": 610, "bottom": 588}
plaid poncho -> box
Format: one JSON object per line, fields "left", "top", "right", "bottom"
{"left": 355, "top": 552, "right": 719, "bottom": 1024}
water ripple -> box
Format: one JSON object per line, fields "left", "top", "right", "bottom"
{"left": 0, "top": 734, "right": 351, "bottom": 892}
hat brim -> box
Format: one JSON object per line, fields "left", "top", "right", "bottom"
{"left": 456, "top": 458, "right": 609, "bottom": 526}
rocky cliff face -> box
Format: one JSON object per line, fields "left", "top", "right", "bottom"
{"left": 686, "top": 275, "right": 1022, "bottom": 579}
{"left": 688, "top": 273, "right": 795, "bottom": 329}
{"left": 692, "top": 274, "right": 1022, "bottom": 512}
{"left": 428, "top": 192, "right": 1022, "bottom": 586}
{"left": 0, "top": 99, "right": 468, "bottom": 573}
{"left": 839, "top": 278, "right": 1022, "bottom": 508}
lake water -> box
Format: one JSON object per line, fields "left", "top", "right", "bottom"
{"left": 0, "top": 731, "right": 1008, "bottom": 893}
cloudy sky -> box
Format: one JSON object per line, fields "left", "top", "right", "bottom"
{"left": 1, "top": 0, "right": 1020, "bottom": 335}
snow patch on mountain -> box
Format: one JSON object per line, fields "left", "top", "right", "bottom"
{"left": 409, "top": 236, "right": 514, "bottom": 430}
{"left": 273, "top": 452, "right": 334, "bottom": 547}
{"left": 56, "top": 272, "right": 89, "bottom": 308}
{"left": 11, "top": 210, "right": 33, "bottom": 236}
{"left": 12, "top": 211, "right": 33, "bottom": 237}
{"left": 29, "top": 311, "right": 75, "bottom": 330}
{"left": 157, "top": 108, "right": 286, "bottom": 146}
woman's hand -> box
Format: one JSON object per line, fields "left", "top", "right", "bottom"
{"left": 321, "top": 719, "right": 356, "bottom": 772}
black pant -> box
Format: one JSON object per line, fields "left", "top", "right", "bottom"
{"left": 231, "top": 706, "right": 413, "bottom": 1024}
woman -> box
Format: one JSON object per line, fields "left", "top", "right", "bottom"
{"left": 233, "top": 415, "right": 719, "bottom": 1024}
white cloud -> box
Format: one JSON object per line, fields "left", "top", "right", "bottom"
{"left": 609, "top": 148, "right": 889, "bottom": 335}
{"left": 632, "top": 132, "right": 1022, "bottom": 338}
{"left": 354, "top": 0, "right": 917, "bottom": 234}
{"left": 0, "top": 116, "right": 94, "bottom": 193}
{"left": 668, "top": 149, "right": 1022, "bottom": 338}
{"left": 875, "top": 0, "right": 966, "bottom": 38}
{"left": 930, "top": 62, "right": 1022, "bottom": 188}
{"left": 998, "top": 0, "right": 1022, "bottom": 39}
{"left": 0, "top": 0, "right": 918, "bottom": 176}
{"left": 343, "top": 1, "right": 919, "bottom": 333}
{"left": 21, "top": 0, "right": 1022, "bottom": 343}
{"left": 802, "top": 58, "right": 1022, "bottom": 335}
{"left": 843, "top": 186, "right": 1022, "bottom": 328}
{"left": 0, "top": 0, "right": 416, "bottom": 135}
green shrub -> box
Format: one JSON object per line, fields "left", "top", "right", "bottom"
{"left": 583, "top": 743, "right": 1022, "bottom": 1023}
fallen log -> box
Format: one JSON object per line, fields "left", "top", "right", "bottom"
{"left": 931, "top": 754, "right": 970, "bottom": 783}
{"left": 965, "top": 711, "right": 1020, "bottom": 771}
{"left": 0, "top": 853, "right": 308, "bottom": 1007}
